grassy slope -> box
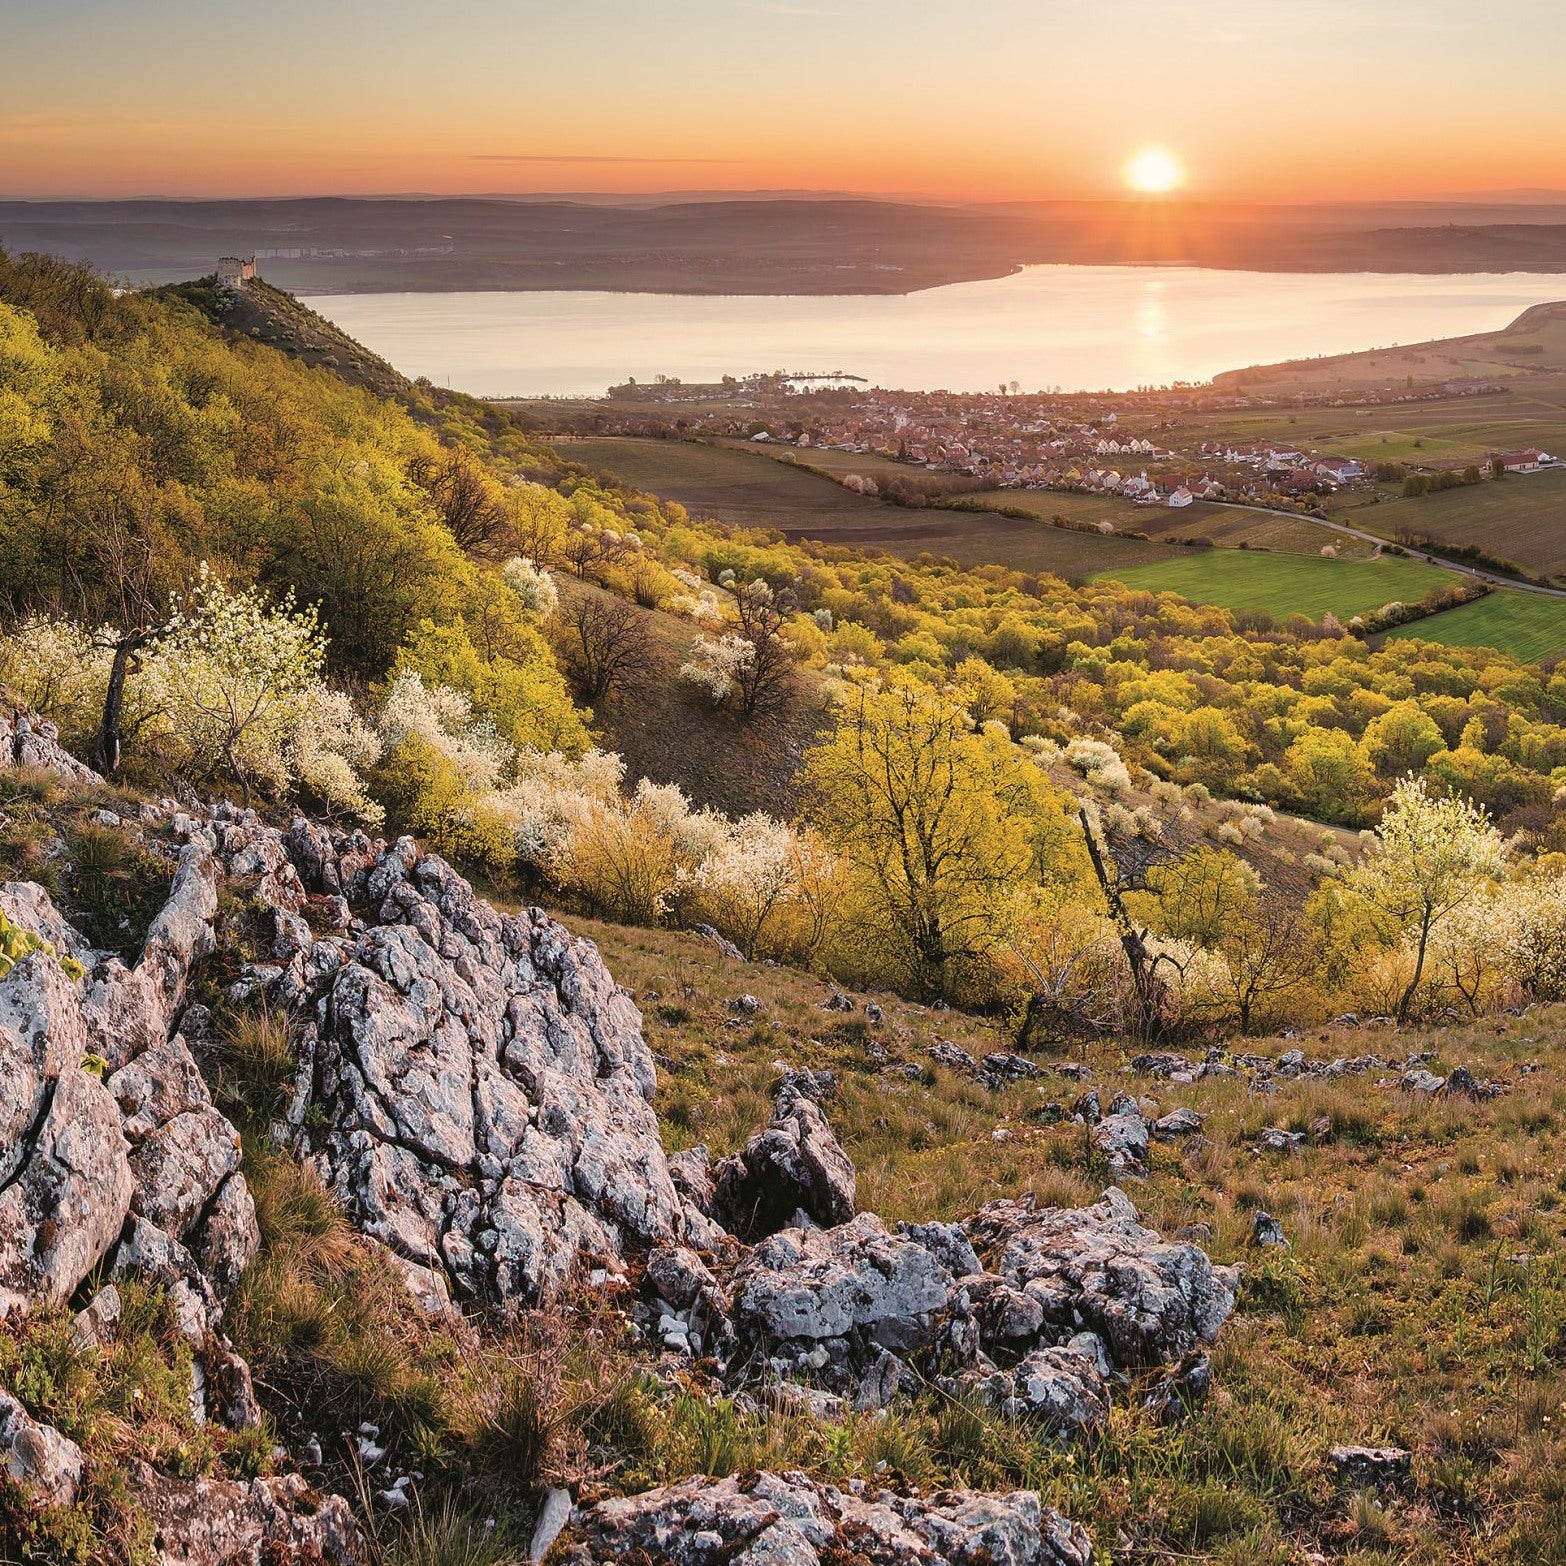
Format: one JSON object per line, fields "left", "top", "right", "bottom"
{"left": 201, "top": 279, "right": 413, "bottom": 399}
{"left": 557, "top": 575, "right": 827, "bottom": 820}
{"left": 568, "top": 909, "right": 1566, "bottom": 1564}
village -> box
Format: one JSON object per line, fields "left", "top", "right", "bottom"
{"left": 591, "top": 372, "right": 1554, "bottom": 512}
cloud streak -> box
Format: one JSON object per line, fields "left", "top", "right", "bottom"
{"left": 470, "top": 153, "right": 741, "bottom": 165}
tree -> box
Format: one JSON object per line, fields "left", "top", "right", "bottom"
{"left": 1148, "top": 846, "right": 1259, "bottom": 949}
{"left": 145, "top": 566, "right": 327, "bottom": 807}
{"left": 728, "top": 578, "right": 796, "bottom": 719}
{"left": 1216, "top": 888, "right": 1319, "bottom": 1035}
{"left": 554, "top": 591, "right": 651, "bottom": 705}
{"left": 1339, "top": 775, "right": 1507, "bottom": 1024}
{"left": 804, "top": 678, "right": 1057, "bottom": 1000}
{"left": 1361, "top": 702, "right": 1445, "bottom": 779}
{"left": 407, "top": 447, "right": 514, "bottom": 559}
{"left": 1078, "top": 808, "right": 1181, "bottom": 1043}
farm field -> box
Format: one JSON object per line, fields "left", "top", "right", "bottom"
{"left": 565, "top": 435, "right": 1169, "bottom": 578}
{"left": 1097, "top": 548, "right": 1449, "bottom": 619}
{"left": 1339, "top": 469, "right": 1566, "bottom": 579}
{"left": 1387, "top": 587, "right": 1566, "bottom": 662}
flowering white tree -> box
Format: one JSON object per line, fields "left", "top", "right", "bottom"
{"left": 289, "top": 686, "right": 384, "bottom": 826}
{"left": 143, "top": 567, "right": 327, "bottom": 807}
{"left": 502, "top": 555, "right": 560, "bottom": 618}
{"left": 378, "top": 670, "right": 512, "bottom": 791}
{"left": 1340, "top": 775, "right": 1508, "bottom": 1024}
{"left": 679, "top": 633, "right": 754, "bottom": 704}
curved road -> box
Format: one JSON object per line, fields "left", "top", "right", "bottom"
{"left": 1208, "top": 500, "right": 1566, "bottom": 601}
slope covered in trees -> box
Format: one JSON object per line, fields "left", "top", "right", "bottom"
{"left": 4, "top": 250, "right": 1566, "bottom": 1037}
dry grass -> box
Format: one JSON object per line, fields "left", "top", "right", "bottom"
{"left": 571, "top": 910, "right": 1566, "bottom": 1563}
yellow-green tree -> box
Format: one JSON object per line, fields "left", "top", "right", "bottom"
{"left": 804, "top": 677, "right": 1071, "bottom": 1000}
{"left": 1337, "top": 775, "right": 1508, "bottom": 1024}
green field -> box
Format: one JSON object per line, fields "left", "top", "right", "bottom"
{"left": 1387, "top": 588, "right": 1566, "bottom": 662}
{"left": 1095, "top": 550, "right": 1449, "bottom": 619}
{"left": 1341, "top": 469, "right": 1566, "bottom": 578}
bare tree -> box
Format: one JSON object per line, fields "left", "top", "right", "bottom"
{"left": 555, "top": 593, "right": 652, "bottom": 705}
{"left": 408, "top": 449, "right": 514, "bottom": 559}
{"left": 728, "top": 578, "right": 796, "bottom": 719}
{"left": 1221, "top": 893, "right": 1319, "bottom": 1035}
{"left": 55, "top": 487, "right": 179, "bottom": 776}
{"left": 1078, "top": 809, "right": 1180, "bottom": 1043}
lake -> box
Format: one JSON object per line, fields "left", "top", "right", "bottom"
{"left": 306, "top": 267, "right": 1561, "bottom": 398}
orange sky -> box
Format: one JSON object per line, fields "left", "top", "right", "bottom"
{"left": 3, "top": 1, "right": 1563, "bottom": 202}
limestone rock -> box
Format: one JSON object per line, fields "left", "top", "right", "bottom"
{"left": 0, "top": 1388, "right": 85, "bottom": 1506}
{"left": 1327, "top": 1444, "right": 1412, "bottom": 1487}
{"left": 1151, "top": 1108, "right": 1203, "bottom": 1141}
{"left": 1092, "top": 1095, "right": 1149, "bottom": 1180}
{"left": 560, "top": 1469, "right": 1093, "bottom": 1566}
{"left": 190, "top": 1173, "right": 261, "bottom": 1303}
{"left": 70, "top": 1283, "right": 123, "bottom": 1353}
{"left": 1, "top": 714, "right": 99, "bottom": 786}
{"left": 967, "top": 1188, "right": 1236, "bottom": 1369}
{"left": 129, "top": 1460, "right": 362, "bottom": 1566}
{"left": 0, "top": 1058, "right": 133, "bottom": 1314}
{"left": 712, "top": 1084, "right": 856, "bottom": 1240}
{"left": 1249, "top": 1210, "right": 1289, "bottom": 1249}
{"left": 733, "top": 1213, "right": 953, "bottom": 1364}
{"left": 280, "top": 838, "right": 683, "bottom": 1310}
{"left": 964, "top": 1345, "right": 1111, "bottom": 1443}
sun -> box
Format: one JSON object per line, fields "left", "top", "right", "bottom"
{"left": 1124, "top": 145, "right": 1185, "bottom": 195}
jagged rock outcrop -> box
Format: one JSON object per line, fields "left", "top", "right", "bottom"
{"left": 128, "top": 1461, "right": 361, "bottom": 1566}
{"left": 560, "top": 1469, "right": 1093, "bottom": 1566}
{"left": 0, "top": 713, "right": 99, "bottom": 786}
{"left": 0, "top": 853, "right": 252, "bottom": 1347}
{"left": 966, "top": 1189, "right": 1237, "bottom": 1369}
{"left": 712, "top": 1082, "right": 856, "bottom": 1239}
{"left": 156, "top": 810, "right": 689, "bottom": 1312}
{"left": 731, "top": 1212, "right": 953, "bottom": 1392}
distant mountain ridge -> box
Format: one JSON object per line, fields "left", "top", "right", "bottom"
{"left": 7, "top": 196, "right": 1566, "bottom": 296}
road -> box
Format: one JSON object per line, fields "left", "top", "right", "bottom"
{"left": 1208, "top": 501, "right": 1566, "bottom": 602}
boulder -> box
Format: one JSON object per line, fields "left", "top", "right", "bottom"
{"left": 712, "top": 1084, "right": 856, "bottom": 1240}
{"left": 1093, "top": 1095, "right": 1149, "bottom": 1180}
{"left": 129, "top": 1461, "right": 361, "bottom": 1566}
{"left": 1249, "top": 1210, "right": 1289, "bottom": 1249}
{"left": 962, "top": 1345, "right": 1111, "bottom": 1443}
{"left": 966, "top": 1188, "right": 1236, "bottom": 1369}
{"left": 0, "top": 1389, "right": 85, "bottom": 1506}
{"left": 559, "top": 1469, "right": 1092, "bottom": 1566}
{"left": 1327, "top": 1444, "right": 1412, "bottom": 1487}
{"left": 732, "top": 1213, "right": 953, "bottom": 1367}
{"left": 1256, "top": 1128, "right": 1305, "bottom": 1154}
{"left": 1, "top": 714, "right": 99, "bottom": 786}
{"left": 70, "top": 1283, "right": 123, "bottom": 1353}
{"left": 1151, "top": 1108, "right": 1203, "bottom": 1141}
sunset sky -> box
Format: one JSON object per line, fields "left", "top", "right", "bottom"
{"left": 3, "top": 0, "right": 1563, "bottom": 202}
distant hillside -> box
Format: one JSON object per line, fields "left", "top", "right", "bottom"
{"left": 8, "top": 196, "right": 1566, "bottom": 296}
{"left": 1215, "top": 298, "right": 1566, "bottom": 393}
